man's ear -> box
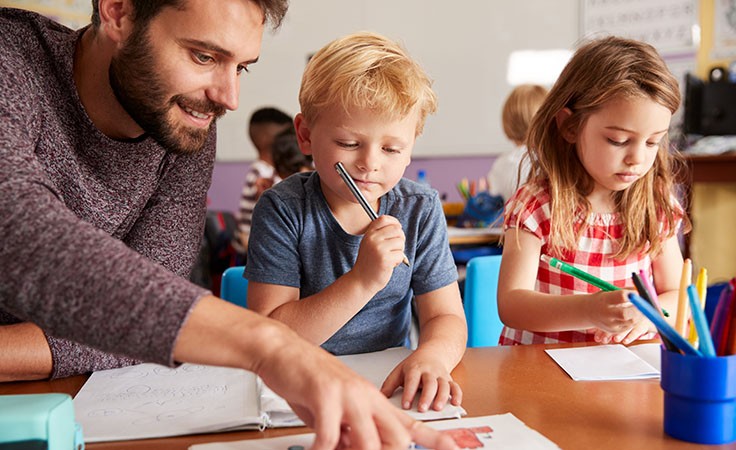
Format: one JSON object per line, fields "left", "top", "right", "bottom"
{"left": 97, "top": 0, "right": 135, "bottom": 46}
{"left": 555, "top": 107, "right": 576, "bottom": 144}
{"left": 294, "top": 113, "right": 312, "bottom": 156}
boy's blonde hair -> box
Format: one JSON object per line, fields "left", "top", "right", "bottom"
{"left": 511, "top": 36, "right": 690, "bottom": 259}
{"left": 298, "top": 31, "right": 437, "bottom": 135}
{"left": 502, "top": 84, "right": 548, "bottom": 145}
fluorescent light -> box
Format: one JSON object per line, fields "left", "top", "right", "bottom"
{"left": 507, "top": 49, "right": 573, "bottom": 86}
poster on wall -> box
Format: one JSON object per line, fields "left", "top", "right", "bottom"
{"left": 581, "top": 0, "right": 699, "bottom": 54}
{"left": 580, "top": 0, "right": 698, "bottom": 135}
{"left": 714, "top": 0, "right": 736, "bottom": 58}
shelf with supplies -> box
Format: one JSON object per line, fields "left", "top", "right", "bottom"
{"left": 447, "top": 226, "right": 503, "bottom": 246}
{"left": 680, "top": 151, "right": 736, "bottom": 261}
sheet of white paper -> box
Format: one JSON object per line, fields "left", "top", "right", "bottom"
{"left": 74, "top": 363, "right": 263, "bottom": 442}
{"left": 545, "top": 344, "right": 660, "bottom": 381}
{"left": 259, "top": 347, "right": 466, "bottom": 424}
{"left": 189, "top": 413, "right": 560, "bottom": 450}
{"left": 627, "top": 342, "right": 662, "bottom": 372}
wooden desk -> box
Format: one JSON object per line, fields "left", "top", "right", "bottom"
{"left": 447, "top": 226, "right": 503, "bottom": 246}
{"left": 2, "top": 345, "right": 731, "bottom": 449}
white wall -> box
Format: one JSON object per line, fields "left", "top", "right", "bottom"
{"left": 217, "top": 0, "right": 580, "bottom": 161}
{"left": 4, "top": 0, "right": 580, "bottom": 160}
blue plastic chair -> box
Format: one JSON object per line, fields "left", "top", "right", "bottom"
{"left": 463, "top": 254, "right": 504, "bottom": 347}
{"left": 220, "top": 266, "right": 248, "bottom": 308}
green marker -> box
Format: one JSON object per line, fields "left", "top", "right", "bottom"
{"left": 541, "top": 255, "right": 619, "bottom": 292}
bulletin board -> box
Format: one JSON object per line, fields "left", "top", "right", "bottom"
{"left": 581, "top": 0, "right": 699, "bottom": 131}
{"left": 713, "top": 0, "right": 736, "bottom": 58}
{"left": 581, "top": 0, "right": 699, "bottom": 54}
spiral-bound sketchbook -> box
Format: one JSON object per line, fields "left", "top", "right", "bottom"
{"left": 73, "top": 347, "right": 466, "bottom": 442}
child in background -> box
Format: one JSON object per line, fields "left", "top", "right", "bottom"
{"left": 245, "top": 32, "right": 467, "bottom": 413}
{"left": 271, "top": 127, "right": 313, "bottom": 180}
{"left": 233, "top": 107, "right": 293, "bottom": 259}
{"left": 487, "top": 84, "right": 548, "bottom": 202}
{"left": 498, "top": 36, "right": 690, "bottom": 346}
{"left": 250, "top": 127, "right": 314, "bottom": 194}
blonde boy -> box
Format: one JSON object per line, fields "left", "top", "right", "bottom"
{"left": 245, "top": 32, "right": 467, "bottom": 412}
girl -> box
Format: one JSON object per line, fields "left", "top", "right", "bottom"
{"left": 498, "top": 36, "right": 690, "bottom": 346}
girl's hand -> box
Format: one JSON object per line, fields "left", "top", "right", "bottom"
{"left": 379, "top": 349, "right": 463, "bottom": 413}
{"left": 592, "top": 307, "right": 658, "bottom": 344}
{"left": 352, "top": 215, "right": 406, "bottom": 293}
{"left": 584, "top": 290, "right": 640, "bottom": 333}
{"left": 592, "top": 321, "right": 655, "bottom": 344}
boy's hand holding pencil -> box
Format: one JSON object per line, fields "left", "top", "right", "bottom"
{"left": 353, "top": 215, "right": 409, "bottom": 292}
{"left": 335, "top": 162, "right": 410, "bottom": 267}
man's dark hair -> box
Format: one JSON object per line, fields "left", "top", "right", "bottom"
{"left": 91, "top": 0, "right": 289, "bottom": 31}
{"left": 249, "top": 107, "right": 292, "bottom": 126}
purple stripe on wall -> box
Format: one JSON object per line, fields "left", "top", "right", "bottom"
{"left": 207, "top": 155, "right": 497, "bottom": 213}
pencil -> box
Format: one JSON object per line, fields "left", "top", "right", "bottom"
{"left": 710, "top": 282, "right": 734, "bottom": 356}
{"left": 687, "top": 285, "right": 716, "bottom": 357}
{"left": 637, "top": 269, "right": 669, "bottom": 317}
{"left": 335, "top": 162, "right": 410, "bottom": 267}
{"left": 541, "top": 255, "right": 618, "bottom": 292}
{"left": 631, "top": 272, "right": 656, "bottom": 311}
{"left": 727, "top": 285, "right": 736, "bottom": 356}
{"left": 675, "top": 259, "right": 692, "bottom": 337}
{"left": 631, "top": 272, "right": 677, "bottom": 352}
{"left": 688, "top": 267, "right": 708, "bottom": 345}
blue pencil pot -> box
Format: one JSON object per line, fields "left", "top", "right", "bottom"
{"left": 660, "top": 348, "right": 736, "bottom": 444}
{"left": 456, "top": 192, "right": 504, "bottom": 228}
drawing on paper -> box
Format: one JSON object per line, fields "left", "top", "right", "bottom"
{"left": 415, "top": 426, "right": 494, "bottom": 449}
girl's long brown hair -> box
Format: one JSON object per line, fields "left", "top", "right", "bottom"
{"left": 509, "top": 36, "right": 690, "bottom": 259}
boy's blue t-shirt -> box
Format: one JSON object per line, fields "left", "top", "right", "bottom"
{"left": 244, "top": 171, "right": 458, "bottom": 355}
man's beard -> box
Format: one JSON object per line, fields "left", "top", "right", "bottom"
{"left": 109, "top": 25, "right": 226, "bottom": 155}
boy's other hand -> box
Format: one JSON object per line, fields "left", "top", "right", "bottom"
{"left": 379, "top": 348, "right": 463, "bottom": 413}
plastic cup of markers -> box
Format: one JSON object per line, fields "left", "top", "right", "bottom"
{"left": 660, "top": 347, "right": 736, "bottom": 444}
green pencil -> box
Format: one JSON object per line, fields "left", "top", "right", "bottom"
{"left": 541, "top": 255, "right": 619, "bottom": 292}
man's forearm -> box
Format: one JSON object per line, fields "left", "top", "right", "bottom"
{"left": 173, "top": 294, "right": 292, "bottom": 373}
{"left": 0, "top": 322, "right": 52, "bottom": 382}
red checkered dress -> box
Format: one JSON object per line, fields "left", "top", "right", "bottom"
{"left": 499, "top": 182, "right": 654, "bottom": 345}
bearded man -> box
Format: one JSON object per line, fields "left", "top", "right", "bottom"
{"left": 0, "top": 3, "right": 457, "bottom": 449}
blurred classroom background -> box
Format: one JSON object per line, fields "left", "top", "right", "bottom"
{"left": 5, "top": 0, "right": 735, "bottom": 285}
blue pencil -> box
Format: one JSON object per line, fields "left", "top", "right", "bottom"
{"left": 627, "top": 293, "right": 702, "bottom": 357}
{"left": 687, "top": 285, "right": 717, "bottom": 357}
